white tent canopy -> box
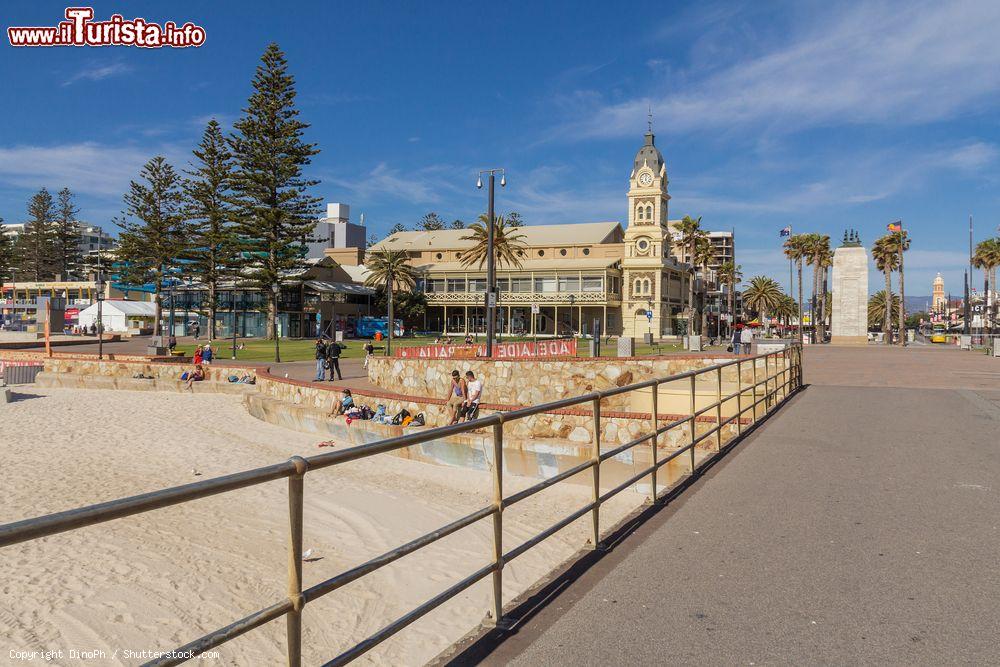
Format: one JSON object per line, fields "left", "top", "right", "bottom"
{"left": 77, "top": 300, "right": 157, "bottom": 333}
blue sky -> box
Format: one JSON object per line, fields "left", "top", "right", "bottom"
{"left": 2, "top": 0, "right": 999, "bottom": 299}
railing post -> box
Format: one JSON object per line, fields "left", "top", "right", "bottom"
{"left": 649, "top": 380, "right": 659, "bottom": 503}
{"left": 286, "top": 456, "right": 308, "bottom": 667}
{"left": 590, "top": 395, "right": 601, "bottom": 549}
{"left": 751, "top": 355, "right": 759, "bottom": 422}
{"left": 715, "top": 366, "right": 723, "bottom": 451}
{"left": 488, "top": 419, "right": 504, "bottom": 626}
{"left": 688, "top": 374, "right": 696, "bottom": 473}
{"left": 735, "top": 359, "right": 743, "bottom": 436}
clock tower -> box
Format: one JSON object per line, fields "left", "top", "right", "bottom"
{"left": 622, "top": 128, "right": 671, "bottom": 339}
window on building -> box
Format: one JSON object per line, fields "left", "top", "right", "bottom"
{"left": 468, "top": 278, "right": 486, "bottom": 292}
{"left": 560, "top": 248, "right": 567, "bottom": 256}
{"left": 426, "top": 278, "right": 445, "bottom": 293}
{"left": 636, "top": 205, "right": 644, "bottom": 221}
{"left": 634, "top": 279, "right": 642, "bottom": 294}
{"left": 447, "top": 278, "right": 466, "bottom": 292}
{"left": 582, "top": 276, "right": 603, "bottom": 292}
{"left": 558, "top": 276, "right": 580, "bottom": 292}
{"left": 496, "top": 278, "right": 509, "bottom": 292}
{"left": 534, "top": 276, "right": 557, "bottom": 292}
{"left": 510, "top": 277, "right": 532, "bottom": 292}
{"left": 582, "top": 248, "right": 590, "bottom": 255}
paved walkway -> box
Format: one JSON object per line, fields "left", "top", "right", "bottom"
{"left": 458, "top": 345, "right": 1000, "bottom": 665}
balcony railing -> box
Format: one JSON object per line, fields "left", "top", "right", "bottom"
{"left": 0, "top": 346, "right": 802, "bottom": 666}
{"left": 425, "top": 291, "right": 621, "bottom": 305}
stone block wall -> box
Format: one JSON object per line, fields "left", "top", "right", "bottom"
{"left": 367, "top": 354, "right": 778, "bottom": 411}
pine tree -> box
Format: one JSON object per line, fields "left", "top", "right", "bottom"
{"left": 449, "top": 219, "right": 465, "bottom": 230}
{"left": 506, "top": 211, "right": 524, "bottom": 228}
{"left": 388, "top": 223, "right": 408, "bottom": 235}
{"left": 0, "top": 216, "right": 15, "bottom": 296}
{"left": 229, "top": 43, "right": 321, "bottom": 341}
{"left": 15, "top": 188, "right": 58, "bottom": 281}
{"left": 118, "top": 156, "right": 187, "bottom": 336}
{"left": 419, "top": 212, "right": 444, "bottom": 230}
{"left": 53, "top": 188, "right": 83, "bottom": 280}
{"left": 184, "top": 119, "right": 236, "bottom": 340}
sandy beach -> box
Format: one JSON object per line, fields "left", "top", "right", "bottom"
{"left": 1, "top": 387, "right": 646, "bottom": 666}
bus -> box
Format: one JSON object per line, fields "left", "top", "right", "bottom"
{"left": 930, "top": 323, "right": 947, "bottom": 344}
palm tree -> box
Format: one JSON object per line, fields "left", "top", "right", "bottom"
{"left": 972, "top": 237, "right": 1000, "bottom": 332}
{"left": 871, "top": 235, "right": 901, "bottom": 343}
{"left": 868, "top": 290, "right": 901, "bottom": 329}
{"left": 716, "top": 261, "right": 742, "bottom": 337}
{"left": 888, "top": 230, "right": 910, "bottom": 345}
{"left": 742, "top": 275, "right": 783, "bottom": 336}
{"left": 783, "top": 234, "right": 809, "bottom": 343}
{"left": 364, "top": 248, "right": 419, "bottom": 356}
{"left": 694, "top": 235, "right": 716, "bottom": 337}
{"left": 774, "top": 294, "right": 798, "bottom": 329}
{"left": 674, "top": 215, "right": 706, "bottom": 334}
{"left": 459, "top": 214, "right": 527, "bottom": 270}
{"left": 812, "top": 235, "right": 832, "bottom": 342}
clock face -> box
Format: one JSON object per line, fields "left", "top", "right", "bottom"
{"left": 638, "top": 171, "right": 653, "bottom": 187}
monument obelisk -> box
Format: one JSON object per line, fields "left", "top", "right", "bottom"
{"left": 830, "top": 230, "right": 869, "bottom": 345}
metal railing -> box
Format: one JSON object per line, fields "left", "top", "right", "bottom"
{"left": 0, "top": 345, "right": 802, "bottom": 666}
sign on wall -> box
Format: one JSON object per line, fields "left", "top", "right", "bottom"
{"left": 396, "top": 338, "right": 577, "bottom": 359}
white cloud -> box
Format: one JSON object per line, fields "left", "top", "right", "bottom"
{"left": 559, "top": 0, "right": 1000, "bottom": 139}
{"left": 0, "top": 142, "right": 185, "bottom": 197}
{"left": 62, "top": 62, "right": 132, "bottom": 87}
{"left": 328, "top": 162, "right": 451, "bottom": 205}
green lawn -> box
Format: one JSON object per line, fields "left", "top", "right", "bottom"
{"left": 175, "top": 336, "right": 711, "bottom": 362}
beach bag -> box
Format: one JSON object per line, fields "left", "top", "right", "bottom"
{"left": 401, "top": 416, "right": 414, "bottom": 427}
{"left": 180, "top": 371, "right": 189, "bottom": 381}
{"left": 360, "top": 405, "right": 374, "bottom": 420}
{"left": 228, "top": 375, "right": 240, "bottom": 383}
{"left": 412, "top": 413, "right": 425, "bottom": 426}
{"left": 726, "top": 344, "right": 733, "bottom": 353}
{"left": 391, "top": 408, "right": 411, "bottom": 426}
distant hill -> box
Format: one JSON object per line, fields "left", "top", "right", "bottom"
{"left": 905, "top": 296, "right": 932, "bottom": 311}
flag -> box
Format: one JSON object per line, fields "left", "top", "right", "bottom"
{"left": 887, "top": 221, "right": 902, "bottom": 232}
{"left": 779, "top": 225, "right": 791, "bottom": 237}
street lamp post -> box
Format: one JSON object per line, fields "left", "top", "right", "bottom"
{"left": 95, "top": 226, "right": 105, "bottom": 360}
{"left": 272, "top": 282, "right": 281, "bottom": 363}
{"left": 231, "top": 280, "right": 239, "bottom": 360}
{"left": 477, "top": 168, "right": 506, "bottom": 358}
{"left": 96, "top": 275, "right": 105, "bottom": 360}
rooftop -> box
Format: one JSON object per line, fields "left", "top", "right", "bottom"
{"left": 370, "top": 222, "right": 624, "bottom": 252}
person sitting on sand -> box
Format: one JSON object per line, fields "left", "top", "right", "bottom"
{"left": 185, "top": 364, "right": 205, "bottom": 390}
{"left": 330, "top": 389, "right": 354, "bottom": 417}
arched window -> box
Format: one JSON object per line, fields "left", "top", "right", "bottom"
{"left": 645, "top": 204, "right": 654, "bottom": 221}
{"left": 636, "top": 204, "right": 644, "bottom": 221}
{"left": 634, "top": 279, "right": 642, "bottom": 294}
{"left": 643, "top": 278, "right": 651, "bottom": 294}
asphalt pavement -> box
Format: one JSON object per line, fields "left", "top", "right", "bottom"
{"left": 453, "top": 345, "right": 1000, "bottom": 665}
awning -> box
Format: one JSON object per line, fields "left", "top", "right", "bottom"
{"left": 304, "top": 280, "right": 376, "bottom": 296}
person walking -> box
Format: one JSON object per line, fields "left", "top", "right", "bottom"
{"left": 445, "top": 370, "right": 466, "bottom": 425}
{"left": 731, "top": 322, "right": 742, "bottom": 355}
{"left": 326, "top": 340, "right": 343, "bottom": 381}
{"left": 313, "top": 338, "right": 327, "bottom": 381}
{"left": 363, "top": 339, "right": 375, "bottom": 369}
{"left": 192, "top": 321, "right": 201, "bottom": 340}
{"left": 740, "top": 323, "right": 754, "bottom": 355}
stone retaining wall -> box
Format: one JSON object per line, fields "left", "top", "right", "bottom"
{"left": 41, "top": 356, "right": 259, "bottom": 383}
{"left": 367, "top": 354, "right": 769, "bottom": 411}
{"left": 253, "top": 371, "right": 739, "bottom": 448}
